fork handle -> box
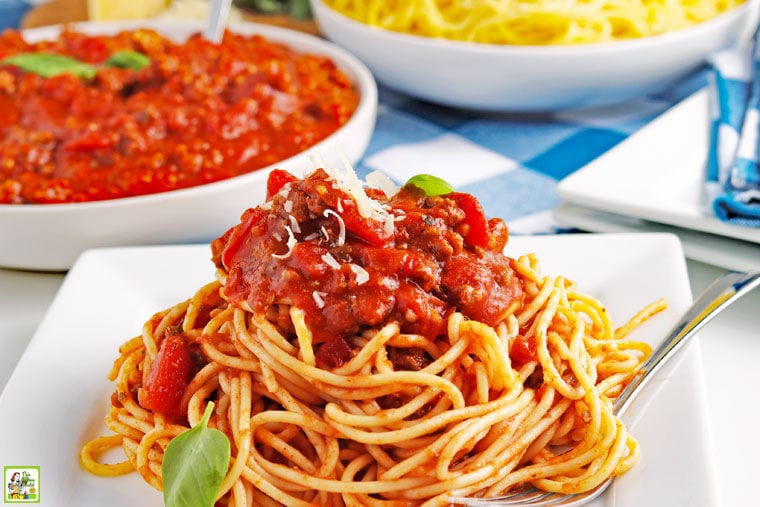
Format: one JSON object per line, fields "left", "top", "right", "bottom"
{"left": 614, "top": 271, "right": 760, "bottom": 416}
{"left": 204, "top": 0, "right": 233, "bottom": 44}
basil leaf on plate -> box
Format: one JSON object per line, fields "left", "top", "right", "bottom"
{"left": 104, "top": 50, "right": 150, "bottom": 71}
{"left": 162, "top": 401, "right": 231, "bottom": 507}
{"left": 405, "top": 174, "right": 455, "bottom": 196}
{"left": 1, "top": 52, "right": 98, "bottom": 79}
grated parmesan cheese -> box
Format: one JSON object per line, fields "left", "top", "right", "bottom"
{"left": 366, "top": 170, "right": 399, "bottom": 197}
{"left": 321, "top": 252, "right": 341, "bottom": 270}
{"left": 319, "top": 153, "right": 396, "bottom": 236}
{"left": 271, "top": 225, "right": 297, "bottom": 259}
{"left": 349, "top": 263, "right": 370, "bottom": 285}
{"left": 323, "top": 209, "right": 346, "bottom": 246}
{"left": 288, "top": 214, "right": 301, "bottom": 233}
{"left": 312, "top": 290, "right": 327, "bottom": 309}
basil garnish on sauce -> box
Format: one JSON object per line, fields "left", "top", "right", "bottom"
{"left": 405, "top": 173, "right": 455, "bottom": 196}
{"left": 162, "top": 402, "right": 231, "bottom": 507}
{"left": 1, "top": 52, "right": 98, "bottom": 79}
{"left": 104, "top": 50, "right": 151, "bottom": 71}
{"left": 1, "top": 50, "right": 150, "bottom": 79}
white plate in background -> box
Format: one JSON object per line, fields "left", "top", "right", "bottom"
{"left": 0, "top": 234, "right": 716, "bottom": 506}
{"left": 553, "top": 202, "right": 760, "bottom": 272}
{"left": 557, "top": 88, "right": 760, "bottom": 245}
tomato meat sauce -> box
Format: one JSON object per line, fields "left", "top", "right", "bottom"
{"left": 0, "top": 29, "right": 359, "bottom": 204}
{"left": 212, "top": 169, "right": 525, "bottom": 370}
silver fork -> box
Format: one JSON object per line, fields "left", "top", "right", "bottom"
{"left": 449, "top": 270, "right": 760, "bottom": 507}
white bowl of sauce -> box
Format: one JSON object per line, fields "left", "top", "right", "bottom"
{"left": 0, "top": 19, "right": 377, "bottom": 271}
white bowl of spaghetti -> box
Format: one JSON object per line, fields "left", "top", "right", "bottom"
{"left": 311, "top": 0, "right": 759, "bottom": 111}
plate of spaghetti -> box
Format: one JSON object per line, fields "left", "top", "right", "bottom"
{"left": 311, "top": 0, "right": 759, "bottom": 111}
{"left": 0, "top": 164, "right": 716, "bottom": 506}
{"left": 0, "top": 19, "right": 376, "bottom": 271}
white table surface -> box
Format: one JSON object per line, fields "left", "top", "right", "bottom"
{"left": 1, "top": 256, "right": 758, "bottom": 506}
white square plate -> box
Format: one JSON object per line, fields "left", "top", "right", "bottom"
{"left": 0, "top": 234, "right": 716, "bottom": 506}
{"left": 556, "top": 88, "right": 760, "bottom": 245}
{"left": 553, "top": 202, "right": 760, "bottom": 272}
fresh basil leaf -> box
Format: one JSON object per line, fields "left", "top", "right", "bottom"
{"left": 1, "top": 52, "right": 97, "bottom": 79}
{"left": 405, "top": 174, "right": 455, "bottom": 196}
{"left": 104, "top": 50, "right": 150, "bottom": 71}
{"left": 162, "top": 402, "right": 230, "bottom": 507}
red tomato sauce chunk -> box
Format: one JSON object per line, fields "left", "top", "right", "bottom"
{"left": 0, "top": 28, "right": 359, "bottom": 204}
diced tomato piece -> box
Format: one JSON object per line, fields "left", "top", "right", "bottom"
{"left": 316, "top": 336, "right": 352, "bottom": 369}
{"left": 450, "top": 192, "right": 489, "bottom": 249}
{"left": 139, "top": 332, "right": 194, "bottom": 417}
{"left": 510, "top": 334, "right": 537, "bottom": 367}
{"left": 212, "top": 206, "right": 266, "bottom": 269}
{"left": 338, "top": 198, "right": 390, "bottom": 247}
{"left": 364, "top": 187, "right": 388, "bottom": 200}
{"left": 266, "top": 169, "right": 298, "bottom": 200}
{"left": 63, "top": 131, "right": 114, "bottom": 151}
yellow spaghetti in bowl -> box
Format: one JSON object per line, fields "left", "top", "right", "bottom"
{"left": 321, "top": 0, "right": 747, "bottom": 45}
{"left": 80, "top": 165, "right": 668, "bottom": 506}
{"left": 310, "top": 0, "right": 759, "bottom": 111}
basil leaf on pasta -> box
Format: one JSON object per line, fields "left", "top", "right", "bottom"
{"left": 162, "top": 402, "right": 230, "bottom": 507}
{"left": 405, "top": 174, "right": 455, "bottom": 196}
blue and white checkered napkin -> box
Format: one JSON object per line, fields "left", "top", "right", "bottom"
{"left": 706, "top": 28, "right": 760, "bottom": 228}
{"left": 353, "top": 77, "right": 701, "bottom": 236}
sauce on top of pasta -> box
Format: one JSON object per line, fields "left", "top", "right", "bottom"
{"left": 212, "top": 168, "right": 524, "bottom": 369}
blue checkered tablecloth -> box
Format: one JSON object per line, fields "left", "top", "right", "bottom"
{"left": 351, "top": 70, "right": 709, "bottom": 236}
{"left": 0, "top": 1, "right": 30, "bottom": 31}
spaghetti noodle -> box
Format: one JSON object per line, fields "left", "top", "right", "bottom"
{"left": 81, "top": 165, "right": 666, "bottom": 506}
{"left": 322, "top": 0, "right": 746, "bottom": 45}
